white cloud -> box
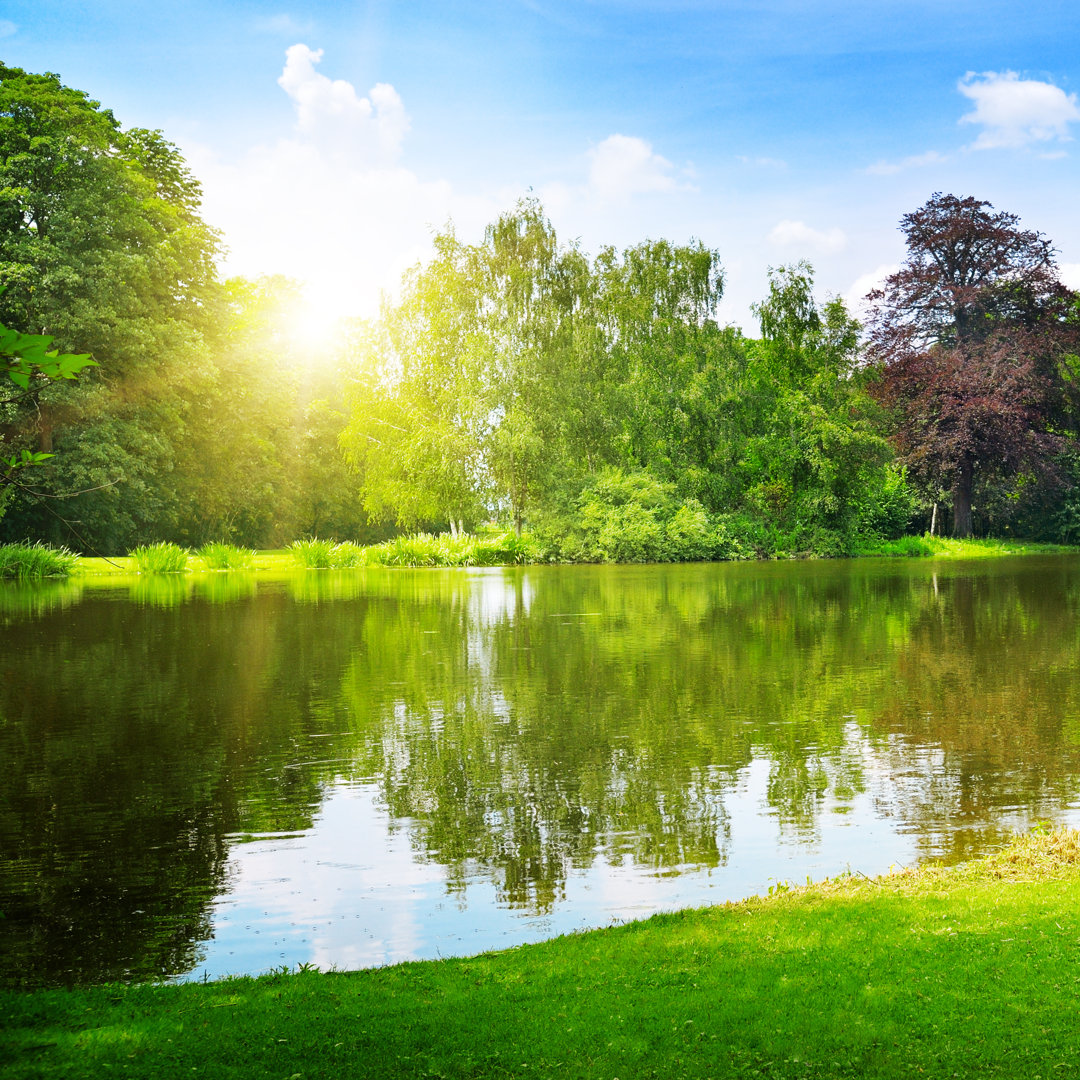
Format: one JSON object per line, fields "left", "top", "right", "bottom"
{"left": 0, "top": 19, "right": 17, "bottom": 38}
{"left": 864, "top": 150, "right": 947, "bottom": 176}
{"left": 843, "top": 264, "right": 899, "bottom": 320}
{"left": 1059, "top": 263, "right": 1080, "bottom": 291}
{"left": 588, "top": 134, "right": 680, "bottom": 200}
{"left": 277, "top": 43, "right": 409, "bottom": 163}
{"left": 737, "top": 155, "right": 787, "bottom": 169}
{"left": 187, "top": 45, "right": 493, "bottom": 323}
{"left": 767, "top": 219, "right": 847, "bottom": 255}
{"left": 959, "top": 70, "right": 1080, "bottom": 150}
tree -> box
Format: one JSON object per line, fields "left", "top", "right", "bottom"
{"left": 341, "top": 228, "right": 491, "bottom": 533}
{"left": 1, "top": 314, "right": 95, "bottom": 518}
{"left": 342, "top": 200, "right": 611, "bottom": 535}
{"left": 735, "top": 263, "right": 899, "bottom": 551}
{"left": 866, "top": 193, "right": 1079, "bottom": 537}
{"left": 0, "top": 63, "right": 222, "bottom": 551}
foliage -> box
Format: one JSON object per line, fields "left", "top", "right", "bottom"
{"left": 288, "top": 538, "right": 368, "bottom": 569}
{"left": 288, "top": 531, "right": 544, "bottom": 569}
{"left": 0, "top": 63, "right": 221, "bottom": 549}
{"left": 866, "top": 193, "right": 1080, "bottom": 537}
{"left": 0, "top": 310, "right": 95, "bottom": 511}
{"left": 538, "top": 467, "right": 732, "bottom": 563}
{"left": 195, "top": 542, "right": 255, "bottom": 571}
{"left": 129, "top": 541, "right": 190, "bottom": 574}
{"left": 288, "top": 537, "right": 340, "bottom": 569}
{"left": 341, "top": 207, "right": 910, "bottom": 560}
{"left": 0, "top": 540, "right": 77, "bottom": 578}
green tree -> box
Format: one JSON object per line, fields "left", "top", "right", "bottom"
{"left": 0, "top": 314, "right": 95, "bottom": 519}
{"left": 737, "top": 263, "right": 900, "bottom": 552}
{"left": 0, "top": 63, "right": 221, "bottom": 550}
{"left": 341, "top": 229, "right": 490, "bottom": 533}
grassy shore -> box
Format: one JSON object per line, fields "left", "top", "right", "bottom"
{"left": 5, "top": 829, "right": 1080, "bottom": 1079}
{"left": 63, "top": 535, "right": 1080, "bottom": 577}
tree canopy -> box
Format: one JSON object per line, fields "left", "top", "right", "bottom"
{"left": 2, "top": 58, "right": 1075, "bottom": 557}
{"left": 0, "top": 64, "right": 372, "bottom": 551}
{"left": 866, "top": 193, "right": 1080, "bottom": 537}
{"left": 342, "top": 203, "right": 907, "bottom": 558}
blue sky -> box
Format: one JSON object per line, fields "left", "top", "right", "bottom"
{"left": 4, "top": 1, "right": 1079, "bottom": 332}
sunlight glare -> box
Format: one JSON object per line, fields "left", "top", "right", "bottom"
{"left": 281, "top": 295, "right": 349, "bottom": 369}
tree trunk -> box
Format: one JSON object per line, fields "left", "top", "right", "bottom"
{"left": 952, "top": 460, "right": 974, "bottom": 538}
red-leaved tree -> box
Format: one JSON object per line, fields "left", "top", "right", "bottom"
{"left": 866, "top": 193, "right": 1079, "bottom": 536}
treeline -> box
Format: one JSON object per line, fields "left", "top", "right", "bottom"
{"left": 2, "top": 63, "right": 1078, "bottom": 557}
{"left": 342, "top": 203, "right": 904, "bottom": 558}
{"left": 0, "top": 64, "right": 379, "bottom": 552}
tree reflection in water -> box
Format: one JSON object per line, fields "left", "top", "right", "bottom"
{"left": 3, "top": 556, "right": 1080, "bottom": 986}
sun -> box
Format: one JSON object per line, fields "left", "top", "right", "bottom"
{"left": 280, "top": 294, "right": 352, "bottom": 369}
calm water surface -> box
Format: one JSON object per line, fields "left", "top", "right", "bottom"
{"left": 3, "top": 556, "right": 1080, "bottom": 987}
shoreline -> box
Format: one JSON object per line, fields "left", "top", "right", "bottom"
{"left": 64, "top": 536, "right": 1080, "bottom": 578}
{"left": 5, "top": 828, "right": 1080, "bottom": 1078}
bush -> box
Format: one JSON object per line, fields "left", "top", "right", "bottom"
{"left": 536, "top": 469, "right": 759, "bottom": 564}
{"left": 129, "top": 541, "right": 190, "bottom": 573}
{"left": 856, "top": 463, "right": 916, "bottom": 541}
{"left": 852, "top": 534, "right": 935, "bottom": 557}
{"left": 0, "top": 541, "right": 78, "bottom": 579}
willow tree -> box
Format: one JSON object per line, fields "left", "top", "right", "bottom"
{"left": 866, "top": 193, "right": 1079, "bottom": 537}
{"left": 341, "top": 228, "right": 491, "bottom": 533}
{"left": 342, "top": 200, "right": 611, "bottom": 534}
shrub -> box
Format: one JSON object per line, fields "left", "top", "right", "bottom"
{"left": 129, "top": 541, "right": 190, "bottom": 573}
{"left": 852, "top": 534, "right": 935, "bottom": 557}
{"left": 0, "top": 541, "right": 78, "bottom": 579}
{"left": 856, "top": 463, "right": 916, "bottom": 541}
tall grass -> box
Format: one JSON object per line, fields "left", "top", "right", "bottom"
{"left": 289, "top": 533, "right": 541, "bottom": 569}
{"left": 288, "top": 537, "right": 368, "bottom": 569}
{"left": 365, "top": 530, "right": 543, "bottom": 567}
{"left": 128, "top": 541, "right": 190, "bottom": 573}
{"left": 852, "top": 533, "right": 1077, "bottom": 558}
{"left": 196, "top": 541, "right": 256, "bottom": 571}
{"left": 0, "top": 541, "right": 78, "bottom": 580}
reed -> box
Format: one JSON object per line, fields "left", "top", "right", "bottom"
{"left": 195, "top": 541, "right": 256, "bottom": 571}
{"left": 0, "top": 541, "right": 79, "bottom": 579}
{"left": 128, "top": 541, "right": 190, "bottom": 573}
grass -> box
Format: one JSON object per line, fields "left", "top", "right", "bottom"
{"left": 29, "top": 533, "right": 1080, "bottom": 579}
{"left": 5, "top": 828, "right": 1080, "bottom": 1079}
{"left": 0, "top": 540, "right": 77, "bottom": 579}
{"left": 287, "top": 531, "right": 544, "bottom": 570}
{"left": 195, "top": 542, "right": 256, "bottom": 571}
{"left": 853, "top": 533, "right": 1077, "bottom": 558}
{"left": 128, "top": 541, "right": 190, "bottom": 574}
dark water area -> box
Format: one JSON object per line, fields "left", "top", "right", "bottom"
{"left": 3, "top": 556, "right": 1080, "bottom": 987}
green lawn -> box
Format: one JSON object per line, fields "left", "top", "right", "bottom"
{"left": 5, "top": 829, "right": 1080, "bottom": 1079}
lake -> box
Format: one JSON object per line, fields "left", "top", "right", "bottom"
{"left": 3, "top": 555, "right": 1080, "bottom": 987}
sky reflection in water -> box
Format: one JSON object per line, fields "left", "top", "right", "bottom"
{"left": 4, "top": 556, "right": 1080, "bottom": 986}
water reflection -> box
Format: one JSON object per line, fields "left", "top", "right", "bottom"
{"left": 2, "top": 557, "right": 1080, "bottom": 986}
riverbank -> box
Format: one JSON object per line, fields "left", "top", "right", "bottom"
{"left": 5, "top": 828, "right": 1080, "bottom": 1079}
{"left": 62, "top": 534, "right": 1080, "bottom": 577}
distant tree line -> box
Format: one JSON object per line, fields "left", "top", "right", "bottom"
{"left": 1, "top": 62, "right": 1077, "bottom": 555}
